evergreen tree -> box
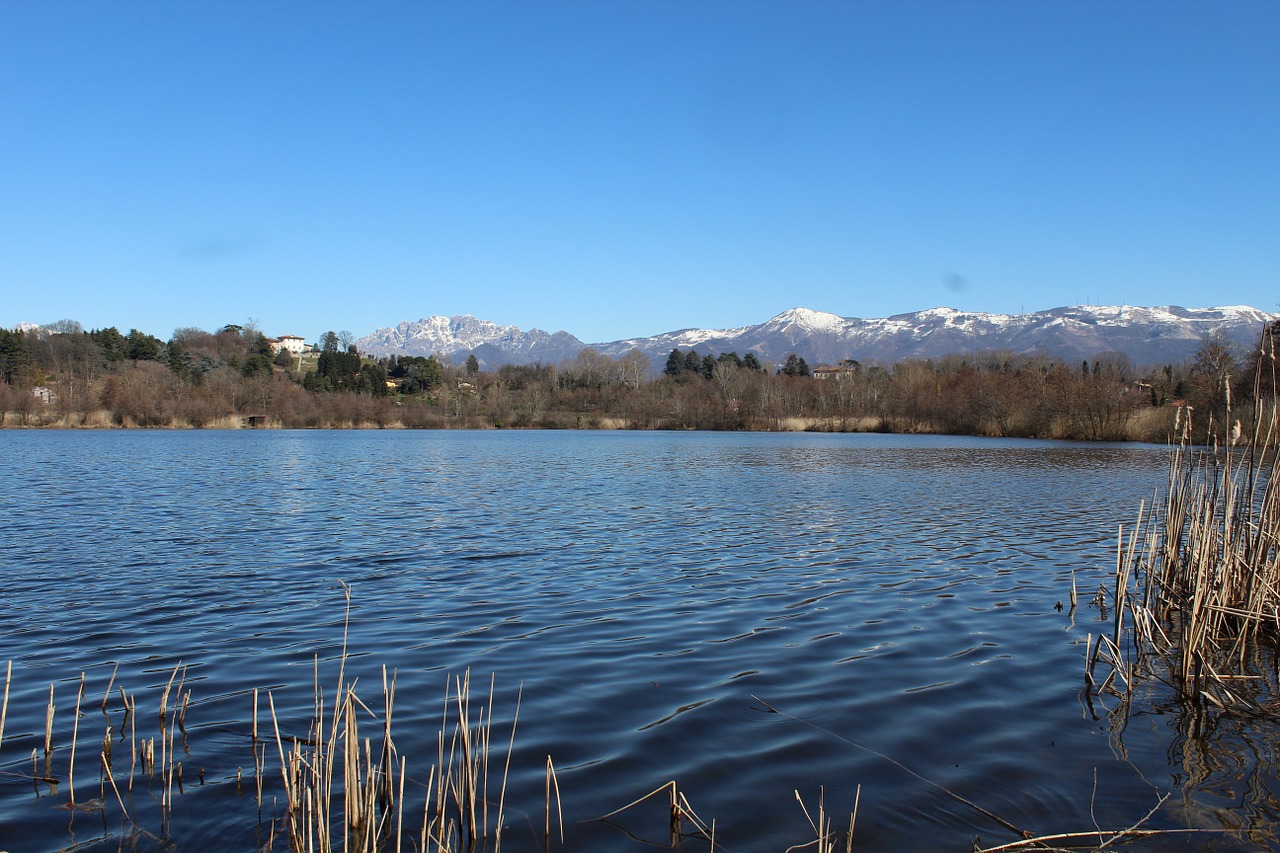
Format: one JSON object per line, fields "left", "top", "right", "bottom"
{"left": 91, "top": 327, "right": 128, "bottom": 362}
{"left": 358, "top": 360, "right": 389, "bottom": 396}
{"left": 700, "top": 354, "right": 716, "bottom": 380}
{"left": 247, "top": 333, "right": 274, "bottom": 358}
{"left": 241, "top": 354, "right": 274, "bottom": 378}
{"left": 309, "top": 346, "right": 385, "bottom": 394}
{"left": 0, "top": 328, "right": 30, "bottom": 384}
{"left": 400, "top": 356, "right": 443, "bottom": 394}
{"left": 781, "top": 353, "right": 811, "bottom": 377}
{"left": 664, "top": 349, "right": 685, "bottom": 377}
{"left": 166, "top": 339, "right": 193, "bottom": 382}
{"left": 126, "top": 329, "right": 162, "bottom": 362}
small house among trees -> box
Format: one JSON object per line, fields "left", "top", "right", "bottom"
{"left": 813, "top": 365, "right": 856, "bottom": 381}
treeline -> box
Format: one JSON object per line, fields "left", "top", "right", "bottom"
{"left": 0, "top": 319, "right": 1274, "bottom": 441}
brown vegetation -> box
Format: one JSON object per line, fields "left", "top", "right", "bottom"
{"left": 1089, "top": 325, "right": 1280, "bottom": 712}
{"left": 3, "top": 321, "right": 1275, "bottom": 441}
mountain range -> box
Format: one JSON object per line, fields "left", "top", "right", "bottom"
{"left": 357, "top": 305, "right": 1277, "bottom": 373}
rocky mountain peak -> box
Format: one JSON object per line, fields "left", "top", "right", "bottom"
{"left": 356, "top": 304, "right": 1278, "bottom": 373}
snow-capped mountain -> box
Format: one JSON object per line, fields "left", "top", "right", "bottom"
{"left": 357, "top": 305, "right": 1277, "bottom": 371}
{"left": 359, "top": 315, "right": 586, "bottom": 367}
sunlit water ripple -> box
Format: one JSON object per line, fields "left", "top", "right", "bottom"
{"left": 1, "top": 430, "right": 1275, "bottom": 851}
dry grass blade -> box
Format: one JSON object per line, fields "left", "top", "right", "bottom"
{"left": 596, "top": 780, "right": 679, "bottom": 821}
{"left": 597, "top": 780, "right": 720, "bottom": 848}
{"left": 545, "top": 755, "right": 564, "bottom": 845}
{"left": 68, "top": 673, "right": 84, "bottom": 807}
{"left": 102, "top": 750, "right": 131, "bottom": 825}
{"left": 847, "top": 785, "right": 860, "bottom": 853}
{"left": 102, "top": 661, "right": 118, "bottom": 715}
{"left": 159, "top": 662, "right": 183, "bottom": 722}
{"left": 1, "top": 659, "right": 10, "bottom": 749}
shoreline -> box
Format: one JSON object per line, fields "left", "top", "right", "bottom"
{"left": 0, "top": 409, "right": 1176, "bottom": 443}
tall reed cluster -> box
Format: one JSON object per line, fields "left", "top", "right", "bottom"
{"left": 1, "top": 657, "right": 533, "bottom": 853}
{"left": 265, "top": 664, "right": 522, "bottom": 853}
{"left": 258, "top": 583, "right": 530, "bottom": 853}
{"left": 1090, "top": 332, "right": 1280, "bottom": 711}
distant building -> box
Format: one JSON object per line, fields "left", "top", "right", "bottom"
{"left": 277, "top": 335, "right": 307, "bottom": 355}
{"left": 812, "top": 366, "right": 856, "bottom": 381}
{"left": 32, "top": 386, "right": 54, "bottom": 404}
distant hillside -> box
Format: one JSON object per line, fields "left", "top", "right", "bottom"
{"left": 358, "top": 305, "right": 1277, "bottom": 371}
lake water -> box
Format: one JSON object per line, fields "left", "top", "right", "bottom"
{"left": 0, "top": 430, "right": 1276, "bottom": 852}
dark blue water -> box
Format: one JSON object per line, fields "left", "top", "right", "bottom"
{"left": 0, "top": 430, "right": 1273, "bottom": 851}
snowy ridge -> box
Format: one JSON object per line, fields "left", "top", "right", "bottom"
{"left": 359, "top": 315, "right": 585, "bottom": 367}
{"left": 357, "top": 305, "right": 1278, "bottom": 372}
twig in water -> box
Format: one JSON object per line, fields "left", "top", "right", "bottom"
{"left": 755, "top": 696, "right": 1033, "bottom": 841}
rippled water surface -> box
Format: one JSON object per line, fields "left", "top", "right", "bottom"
{"left": 1, "top": 430, "right": 1276, "bottom": 851}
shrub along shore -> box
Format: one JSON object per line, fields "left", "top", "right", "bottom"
{"left": 1, "top": 321, "right": 1274, "bottom": 442}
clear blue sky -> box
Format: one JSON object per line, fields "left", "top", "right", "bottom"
{"left": 2, "top": 0, "right": 1276, "bottom": 345}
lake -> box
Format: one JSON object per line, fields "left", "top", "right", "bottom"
{"left": 0, "top": 430, "right": 1275, "bottom": 852}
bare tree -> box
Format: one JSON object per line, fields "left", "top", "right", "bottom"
{"left": 46, "top": 319, "right": 84, "bottom": 335}
{"left": 616, "top": 349, "right": 650, "bottom": 389}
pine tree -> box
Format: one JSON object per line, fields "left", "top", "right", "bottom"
{"left": 664, "top": 349, "right": 685, "bottom": 377}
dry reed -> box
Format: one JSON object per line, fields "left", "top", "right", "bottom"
{"left": 1, "top": 659, "right": 11, "bottom": 749}
{"left": 0, "top": 656, "right": 527, "bottom": 853}
{"left": 597, "top": 780, "right": 717, "bottom": 847}
{"left": 790, "top": 787, "right": 856, "bottom": 853}
{"left": 1089, "top": 341, "right": 1280, "bottom": 711}
{"left": 264, "top": 585, "right": 524, "bottom": 853}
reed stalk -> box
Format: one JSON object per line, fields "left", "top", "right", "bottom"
{"left": 43, "top": 684, "right": 54, "bottom": 761}
{"left": 159, "top": 662, "right": 182, "bottom": 722}
{"left": 68, "top": 673, "right": 84, "bottom": 807}
{"left": 249, "top": 586, "right": 522, "bottom": 853}
{"left": 1, "top": 659, "right": 11, "bottom": 749}
{"left": 1092, "top": 331, "right": 1280, "bottom": 712}
{"left": 596, "top": 779, "right": 725, "bottom": 848}
{"left": 102, "top": 751, "right": 131, "bottom": 824}
{"left": 264, "top": 666, "right": 523, "bottom": 853}
{"left": 128, "top": 694, "right": 138, "bottom": 792}
{"left": 545, "top": 755, "right": 563, "bottom": 845}
{"left": 102, "top": 662, "right": 118, "bottom": 715}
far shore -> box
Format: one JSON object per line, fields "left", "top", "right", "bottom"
{"left": 0, "top": 408, "right": 1180, "bottom": 443}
